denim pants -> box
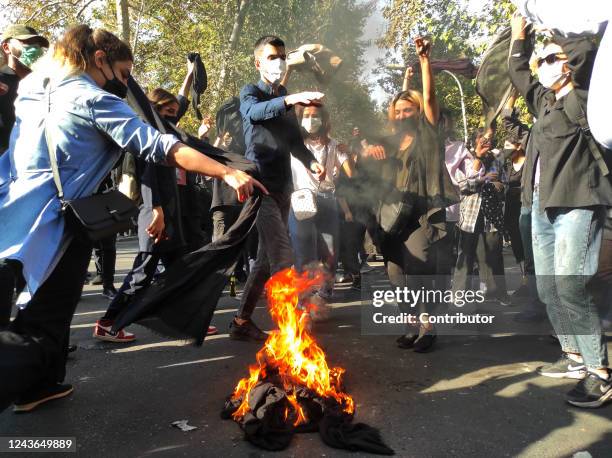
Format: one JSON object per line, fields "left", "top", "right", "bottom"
{"left": 288, "top": 195, "right": 340, "bottom": 299}
{"left": 531, "top": 188, "right": 608, "bottom": 369}
{"left": 238, "top": 191, "right": 293, "bottom": 320}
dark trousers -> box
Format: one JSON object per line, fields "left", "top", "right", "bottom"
{"left": 0, "top": 238, "right": 91, "bottom": 411}
{"left": 453, "top": 213, "right": 507, "bottom": 297}
{"left": 238, "top": 191, "right": 293, "bottom": 320}
{"left": 212, "top": 205, "right": 258, "bottom": 275}
{"left": 339, "top": 220, "right": 366, "bottom": 276}
{"left": 381, "top": 221, "right": 441, "bottom": 316}
{"left": 0, "top": 259, "right": 25, "bottom": 328}
{"left": 436, "top": 222, "right": 458, "bottom": 292}
{"left": 505, "top": 190, "right": 524, "bottom": 264}
{"left": 103, "top": 250, "right": 181, "bottom": 322}
{"left": 518, "top": 206, "right": 544, "bottom": 311}
{"left": 93, "top": 235, "right": 117, "bottom": 288}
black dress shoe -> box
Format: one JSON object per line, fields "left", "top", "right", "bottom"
{"left": 68, "top": 344, "right": 77, "bottom": 353}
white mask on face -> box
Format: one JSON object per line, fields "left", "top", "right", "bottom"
{"left": 538, "top": 59, "right": 569, "bottom": 89}
{"left": 302, "top": 116, "right": 323, "bottom": 134}
{"left": 260, "top": 58, "right": 287, "bottom": 85}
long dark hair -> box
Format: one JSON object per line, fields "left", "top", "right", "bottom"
{"left": 295, "top": 104, "right": 331, "bottom": 142}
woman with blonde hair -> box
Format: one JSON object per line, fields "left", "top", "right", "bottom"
{"left": 361, "top": 38, "right": 458, "bottom": 352}
{"left": 0, "top": 24, "right": 264, "bottom": 412}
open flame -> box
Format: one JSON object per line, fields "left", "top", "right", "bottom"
{"left": 230, "top": 268, "right": 354, "bottom": 426}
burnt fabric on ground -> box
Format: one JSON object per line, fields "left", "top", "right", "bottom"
{"left": 221, "top": 380, "right": 394, "bottom": 454}
{"left": 111, "top": 78, "right": 261, "bottom": 345}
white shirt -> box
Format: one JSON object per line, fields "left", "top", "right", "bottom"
{"left": 291, "top": 138, "right": 348, "bottom": 194}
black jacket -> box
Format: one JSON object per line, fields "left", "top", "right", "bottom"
{"left": 508, "top": 35, "right": 612, "bottom": 211}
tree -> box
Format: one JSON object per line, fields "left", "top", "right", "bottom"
{"left": 376, "top": 0, "right": 518, "bottom": 139}
{"left": 1, "top": 0, "right": 383, "bottom": 140}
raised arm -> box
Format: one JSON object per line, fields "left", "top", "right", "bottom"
{"left": 178, "top": 58, "right": 194, "bottom": 99}
{"left": 508, "top": 13, "right": 548, "bottom": 117}
{"left": 415, "top": 38, "right": 439, "bottom": 126}
{"left": 402, "top": 66, "right": 414, "bottom": 92}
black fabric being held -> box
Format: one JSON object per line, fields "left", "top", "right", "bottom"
{"left": 110, "top": 77, "right": 261, "bottom": 345}
{"left": 187, "top": 52, "right": 207, "bottom": 120}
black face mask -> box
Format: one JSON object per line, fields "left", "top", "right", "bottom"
{"left": 165, "top": 115, "right": 179, "bottom": 125}
{"left": 101, "top": 60, "right": 128, "bottom": 99}
{"left": 393, "top": 116, "right": 417, "bottom": 132}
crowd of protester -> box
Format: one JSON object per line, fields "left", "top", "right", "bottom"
{"left": 0, "top": 1, "right": 610, "bottom": 415}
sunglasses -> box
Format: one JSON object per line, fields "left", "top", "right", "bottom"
{"left": 537, "top": 53, "right": 566, "bottom": 67}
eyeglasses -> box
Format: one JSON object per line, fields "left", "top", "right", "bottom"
{"left": 537, "top": 53, "right": 566, "bottom": 67}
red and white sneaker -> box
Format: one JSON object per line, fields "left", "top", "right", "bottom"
{"left": 207, "top": 326, "right": 218, "bottom": 336}
{"left": 93, "top": 320, "right": 136, "bottom": 343}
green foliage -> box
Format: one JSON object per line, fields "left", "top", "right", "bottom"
{"left": 377, "top": 0, "right": 521, "bottom": 141}
{"left": 2, "top": 0, "right": 381, "bottom": 142}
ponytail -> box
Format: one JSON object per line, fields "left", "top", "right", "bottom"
{"left": 53, "top": 24, "right": 133, "bottom": 76}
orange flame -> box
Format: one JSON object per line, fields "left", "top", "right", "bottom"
{"left": 231, "top": 268, "right": 354, "bottom": 425}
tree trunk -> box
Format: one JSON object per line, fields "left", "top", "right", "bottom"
{"left": 214, "top": 0, "right": 249, "bottom": 106}
{"left": 116, "top": 0, "right": 130, "bottom": 43}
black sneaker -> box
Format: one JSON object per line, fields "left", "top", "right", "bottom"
{"left": 14, "top": 383, "right": 73, "bottom": 413}
{"left": 229, "top": 319, "right": 268, "bottom": 342}
{"left": 102, "top": 285, "right": 118, "bottom": 300}
{"left": 566, "top": 372, "right": 612, "bottom": 408}
{"left": 537, "top": 354, "right": 586, "bottom": 379}
{"left": 396, "top": 333, "right": 418, "bottom": 349}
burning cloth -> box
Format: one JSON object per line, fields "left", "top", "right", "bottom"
{"left": 221, "top": 268, "right": 394, "bottom": 455}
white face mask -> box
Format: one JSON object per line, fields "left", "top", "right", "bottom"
{"left": 302, "top": 116, "right": 323, "bottom": 134}
{"left": 260, "top": 58, "right": 287, "bottom": 85}
{"left": 538, "top": 59, "right": 569, "bottom": 89}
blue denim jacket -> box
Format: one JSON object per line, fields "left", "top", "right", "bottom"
{"left": 0, "top": 72, "right": 178, "bottom": 294}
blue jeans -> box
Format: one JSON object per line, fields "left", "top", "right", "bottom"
{"left": 288, "top": 195, "right": 340, "bottom": 299}
{"left": 531, "top": 188, "right": 608, "bottom": 369}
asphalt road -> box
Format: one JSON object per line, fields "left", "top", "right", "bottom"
{"left": 1, "top": 237, "right": 610, "bottom": 457}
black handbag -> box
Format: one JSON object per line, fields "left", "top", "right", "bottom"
{"left": 44, "top": 80, "right": 139, "bottom": 242}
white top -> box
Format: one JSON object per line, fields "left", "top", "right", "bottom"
{"left": 291, "top": 138, "right": 348, "bottom": 194}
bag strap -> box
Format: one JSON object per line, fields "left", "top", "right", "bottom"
{"left": 564, "top": 90, "right": 610, "bottom": 177}
{"left": 315, "top": 142, "right": 331, "bottom": 192}
{"left": 43, "top": 78, "right": 66, "bottom": 204}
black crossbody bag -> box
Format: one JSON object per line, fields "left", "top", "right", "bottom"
{"left": 44, "top": 79, "right": 139, "bottom": 242}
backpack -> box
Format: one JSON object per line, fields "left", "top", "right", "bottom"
{"left": 563, "top": 89, "right": 610, "bottom": 177}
